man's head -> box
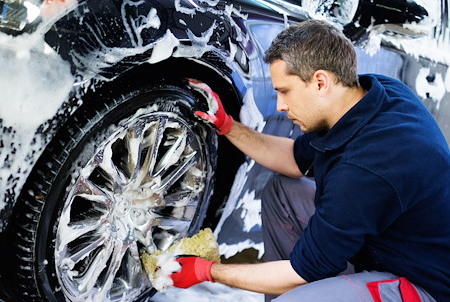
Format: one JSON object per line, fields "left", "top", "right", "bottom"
{"left": 264, "top": 20, "right": 363, "bottom": 133}
{"left": 264, "top": 19, "right": 358, "bottom": 87}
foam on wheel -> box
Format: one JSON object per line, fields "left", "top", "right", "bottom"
{"left": 7, "top": 83, "right": 217, "bottom": 302}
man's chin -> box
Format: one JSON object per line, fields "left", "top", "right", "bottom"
{"left": 295, "top": 124, "right": 311, "bottom": 133}
{"left": 300, "top": 127, "right": 312, "bottom": 133}
{"left": 294, "top": 120, "right": 329, "bottom": 134}
{"left": 294, "top": 121, "right": 308, "bottom": 133}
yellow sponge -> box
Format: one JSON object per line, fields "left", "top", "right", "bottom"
{"left": 141, "top": 228, "right": 220, "bottom": 281}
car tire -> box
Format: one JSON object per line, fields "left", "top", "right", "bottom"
{"left": 7, "top": 82, "right": 218, "bottom": 301}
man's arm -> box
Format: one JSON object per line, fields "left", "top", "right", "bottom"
{"left": 225, "top": 121, "right": 303, "bottom": 178}
{"left": 170, "top": 257, "right": 307, "bottom": 294}
{"left": 187, "top": 79, "right": 303, "bottom": 178}
{"left": 211, "top": 260, "right": 307, "bottom": 295}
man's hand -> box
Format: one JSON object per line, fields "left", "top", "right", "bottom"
{"left": 187, "top": 79, "right": 233, "bottom": 135}
{"left": 170, "top": 256, "right": 217, "bottom": 289}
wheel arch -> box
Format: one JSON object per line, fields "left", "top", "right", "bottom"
{"left": 91, "top": 56, "right": 244, "bottom": 119}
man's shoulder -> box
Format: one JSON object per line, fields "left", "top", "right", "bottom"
{"left": 358, "top": 73, "right": 401, "bottom": 85}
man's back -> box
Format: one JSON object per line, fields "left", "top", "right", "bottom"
{"left": 346, "top": 75, "right": 450, "bottom": 299}
{"left": 290, "top": 74, "right": 450, "bottom": 300}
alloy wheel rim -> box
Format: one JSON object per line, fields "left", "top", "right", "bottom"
{"left": 55, "top": 110, "right": 207, "bottom": 301}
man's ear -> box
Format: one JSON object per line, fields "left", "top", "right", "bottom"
{"left": 312, "top": 70, "right": 331, "bottom": 95}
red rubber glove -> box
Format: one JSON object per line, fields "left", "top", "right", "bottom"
{"left": 188, "top": 79, "right": 234, "bottom": 135}
{"left": 170, "top": 256, "right": 217, "bottom": 289}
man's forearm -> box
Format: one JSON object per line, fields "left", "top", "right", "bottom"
{"left": 210, "top": 260, "right": 307, "bottom": 295}
{"left": 225, "top": 121, "right": 303, "bottom": 178}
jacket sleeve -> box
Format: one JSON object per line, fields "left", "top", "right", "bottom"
{"left": 293, "top": 133, "right": 317, "bottom": 176}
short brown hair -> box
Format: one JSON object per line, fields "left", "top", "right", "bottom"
{"left": 264, "top": 19, "right": 359, "bottom": 87}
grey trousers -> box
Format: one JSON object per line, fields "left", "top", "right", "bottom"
{"left": 261, "top": 174, "right": 436, "bottom": 302}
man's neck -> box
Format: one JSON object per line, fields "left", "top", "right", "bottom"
{"left": 327, "top": 85, "right": 367, "bottom": 129}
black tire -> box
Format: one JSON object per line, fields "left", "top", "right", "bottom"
{"left": 7, "top": 83, "right": 218, "bottom": 301}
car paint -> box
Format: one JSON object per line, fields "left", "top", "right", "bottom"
{"left": 0, "top": 0, "right": 449, "bottom": 300}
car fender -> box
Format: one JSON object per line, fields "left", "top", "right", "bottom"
{"left": 0, "top": 0, "right": 259, "bottom": 233}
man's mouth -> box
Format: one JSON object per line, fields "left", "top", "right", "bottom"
{"left": 288, "top": 115, "right": 298, "bottom": 123}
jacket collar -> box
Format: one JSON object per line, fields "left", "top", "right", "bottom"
{"left": 310, "top": 75, "right": 384, "bottom": 152}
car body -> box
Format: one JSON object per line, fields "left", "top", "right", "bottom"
{"left": 0, "top": 0, "right": 448, "bottom": 301}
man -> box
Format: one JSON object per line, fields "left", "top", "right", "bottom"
{"left": 170, "top": 19, "right": 450, "bottom": 301}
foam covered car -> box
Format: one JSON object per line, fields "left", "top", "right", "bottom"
{"left": 0, "top": 0, "right": 448, "bottom": 301}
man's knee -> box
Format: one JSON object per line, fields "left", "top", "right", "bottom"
{"left": 262, "top": 174, "right": 315, "bottom": 202}
{"left": 272, "top": 273, "right": 376, "bottom": 302}
{"left": 262, "top": 173, "right": 287, "bottom": 199}
{"left": 272, "top": 271, "right": 436, "bottom": 302}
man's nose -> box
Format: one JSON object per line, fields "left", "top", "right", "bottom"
{"left": 277, "top": 100, "right": 288, "bottom": 112}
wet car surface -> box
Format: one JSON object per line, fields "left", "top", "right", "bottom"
{"left": 0, "top": 0, "right": 448, "bottom": 301}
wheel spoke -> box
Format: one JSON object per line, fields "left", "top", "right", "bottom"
{"left": 76, "top": 237, "right": 116, "bottom": 294}
{"left": 72, "top": 176, "right": 112, "bottom": 211}
{"left": 65, "top": 234, "right": 107, "bottom": 265}
{"left": 107, "top": 250, "right": 144, "bottom": 299}
{"left": 163, "top": 189, "right": 198, "bottom": 207}
{"left": 58, "top": 178, "right": 110, "bottom": 246}
{"left": 161, "top": 204, "right": 197, "bottom": 220}
{"left": 151, "top": 227, "right": 183, "bottom": 251}
{"left": 154, "top": 216, "right": 191, "bottom": 233}
{"left": 135, "top": 225, "right": 154, "bottom": 250}
{"left": 124, "top": 127, "right": 142, "bottom": 181}
{"left": 58, "top": 219, "right": 107, "bottom": 249}
{"left": 132, "top": 120, "right": 160, "bottom": 186}
{"left": 98, "top": 139, "right": 129, "bottom": 187}
{"left": 131, "top": 210, "right": 154, "bottom": 247}
{"left": 87, "top": 240, "right": 128, "bottom": 300}
{"left": 154, "top": 151, "right": 197, "bottom": 194}
{"left": 147, "top": 118, "right": 167, "bottom": 177}
{"left": 153, "top": 129, "right": 187, "bottom": 177}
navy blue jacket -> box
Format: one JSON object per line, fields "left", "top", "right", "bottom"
{"left": 290, "top": 74, "right": 450, "bottom": 300}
